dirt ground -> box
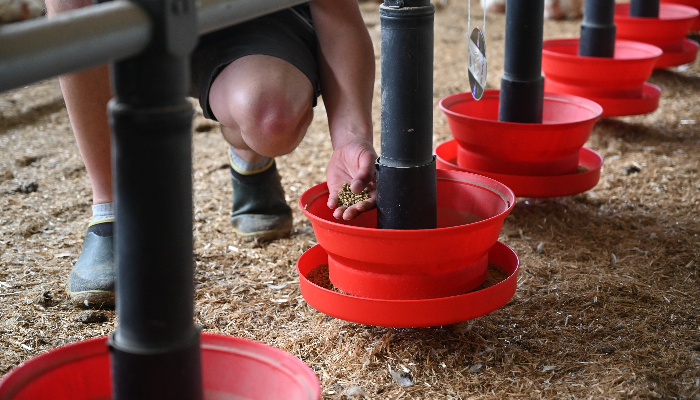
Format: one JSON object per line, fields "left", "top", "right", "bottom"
{"left": 1, "top": 1, "right": 699, "bottom": 399}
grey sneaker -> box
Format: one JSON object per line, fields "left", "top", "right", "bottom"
{"left": 230, "top": 161, "right": 292, "bottom": 241}
{"left": 66, "top": 219, "right": 115, "bottom": 307}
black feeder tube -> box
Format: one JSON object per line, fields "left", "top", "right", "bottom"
{"left": 630, "top": 0, "right": 660, "bottom": 18}
{"left": 498, "top": 0, "right": 545, "bottom": 123}
{"left": 579, "top": 0, "right": 616, "bottom": 57}
{"left": 108, "top": 0, "right": 203, "bottom": 399}
{"left": 376, "top": 0, "right": 437, "bottom": 230}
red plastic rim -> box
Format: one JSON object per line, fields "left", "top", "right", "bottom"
{"left": 299, "top": 169, "right": 515, "bottom": 300}
{"left": 654, "top": 38, "right": 700, "bottom": 68}
{"left": 544, "top": 81, "right": 662, "bottom": 118}
{"left": 0, "top": 333, "right": 321, "bottom": 400}
{"left": 297, "top": 242, "right": 519, "bottom": 328}
{"left": 661, "top": 0, "right": 700, "bottom": 29}
{"left": 542, "top": 38, "right": 661, "bottom": 99}
{"left": 436, "top": 140, "right": 604, "bottom": 199}
{"left": 615, "top": 3, "right": 699, "bottom": 49}
{"left": 439, "top": 90, "right": 602, "bottom": 176}
{"left": 541, "top": 38, "right": 662, "bottom": 115}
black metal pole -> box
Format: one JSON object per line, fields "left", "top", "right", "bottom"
{"left": 107, "top": 1, "right": 202, "bottom": 399}
{"left": 498, "top": 0, "right": 545, "bottom": 123}
{"left": 630, "top": 0, "right": 660, "bottom": 17}
{"left": 579, "top": 0, "right": 616, "bottom": 57}
{"left": 376, "top": 0, "right": 437, "bottom": 230}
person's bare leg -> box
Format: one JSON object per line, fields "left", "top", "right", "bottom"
{"left": 208, "top": 55, "right": 314, "bottom": 240}
{"left": 46, "top": 0, "right": 113, "bottom": 205}
{"left": 47, "top": 0, "right": 115, "bottom": 307}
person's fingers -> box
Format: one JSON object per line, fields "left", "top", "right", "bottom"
{"left": 350, "top": 179, "right": 365, "bottom": 194}
{"left": 333, "top": 205, "right": 347, "bottom": 219}
{"left": 355, "top": 150, "right": 377, "bottom": 185}
{"left": 327, "top": 190, "right": 339, "bottom": 209}
{"left": 342, "top": 198, "right": 375, "bottom": 220}
{"left": 342, "top": 206, "right": 361, "bottom": 220}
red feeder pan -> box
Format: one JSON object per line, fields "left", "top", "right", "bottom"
{"left": 542, "top": 38, "right": 662, "bottom": 117}
{"left": 297, "top": 242, "right": 519, "bottom": 328}
{"left": 0, "top": 333, "right": 320, "bottom": 400}
{"left": 661, "top": 0, "right": 700, "bottom": 30}
{"left": 299, "top": 169, "right": 515, "bottom": 301}
{"left": 436, "top": 140, "right": 603, "bottom": 199}
{"left": 615, "top": 3, "right": 699, "bottom": 68}
{"left": 440, "top": 90, "right": 602, "bottom": 177}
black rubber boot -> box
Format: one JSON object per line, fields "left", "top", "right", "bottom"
{"left": 230, "top": 161, "right": 293, "bottom": 241}
{"left": 66, "top": 219, "right": 115, "bottom": 307}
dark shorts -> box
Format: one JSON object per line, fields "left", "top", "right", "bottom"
{"left": 190, "top": 6, "right": 321, "bottom": 121}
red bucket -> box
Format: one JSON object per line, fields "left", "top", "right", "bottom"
{"left": 440, "top": 90, "right": 602, "bottom": 176}
{"left": 298, "top": 241, "right": 520, "bottom": 328}
{"left": 615, "top": 3, "right": 699, "bottom": 50}
{"left": 661, "top": 0, "right": 700, "bottom": 30}
{"left": 542, "top": 38, "right": 662, "bottom": 117}
{"left": 542, "top": 39, "right": 661, "bottom": 97}
{"left": 299, "top": 169, "right": 515, "bottom": 300}
{"left": 0, "top": 334, "right": 320, "bottom": 400}
{"left": 436, "top": 139, "right": 604, "bottom": 199}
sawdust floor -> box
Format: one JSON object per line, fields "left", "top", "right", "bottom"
{"left": 1, "top": 1, "right": 699, "bottom": 399}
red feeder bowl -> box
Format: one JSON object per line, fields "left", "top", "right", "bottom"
{"left": 615, "top": 3, "right": 700, "bottom": 68}
{"left": 0, "top": 333, "right": 320, "bottom": 400}
{"left": 297, "top": 242, "right": 519, "bottom": 328}
{"left": 436, "top": 139, "right": 603, "bottom": 198}
{"left": 542, "top": 38, "right": 662, "bottom": 117}
{"left": 661, "top": 0, "right": 700, "bottom": 30}
{"left": 439, "top": 90, "right": 602, "bottom": 177}
{"left": 299, "top": 169, "right": 515, "bottom": 301}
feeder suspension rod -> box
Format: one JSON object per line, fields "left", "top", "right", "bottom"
{"left": 579, "top": 0, "right": 616, "bottom": 57}
{"left": 630, "top": 0, "right": 660, "bottom": 17}
{"left": 498, "top": 0, "right": 545, "bottom": 123}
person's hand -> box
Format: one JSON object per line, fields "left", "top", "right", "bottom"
{"left": 326, "top": 139, "right": 377, "bottom": 220}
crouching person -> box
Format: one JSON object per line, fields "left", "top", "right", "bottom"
{"left": 45, "top": 0, "right": 378, "bottom": 307}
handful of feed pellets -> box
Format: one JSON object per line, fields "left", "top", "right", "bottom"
{"left": 337, "top": 183, "right": 370, "bottom": 207}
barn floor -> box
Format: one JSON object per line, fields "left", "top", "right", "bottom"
{"left": 1, "top": 1, "right": 699, "bottom": 398}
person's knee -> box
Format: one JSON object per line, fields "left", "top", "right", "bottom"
{"left": 253, "top": 103, "right": 309, "bottom": 154}
{"left": 225, "top": 94, "right": 312, "bottom": 157}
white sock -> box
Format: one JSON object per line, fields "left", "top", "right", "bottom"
{"left": 91, "top": 202, "right": 115, "bottom": 225}
{"left": 228, "top": 146, "right": 273, "bottom": 175}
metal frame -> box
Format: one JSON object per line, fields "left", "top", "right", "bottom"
{"left": 0, "top": 0, "right": 308, "bottom": 92}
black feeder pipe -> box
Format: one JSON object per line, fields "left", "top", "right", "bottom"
{"left": 498, "top": 0, "right": 545, "bottom": 123}
{"left": 630, "top": 0, "right": 660, "bottom": 18}
{"left": 579, "top": 0, "right": 616, "bottom": 57}
{"left": 108, "top": 0, "right": 203, "bottom": 399}
{"left": 376, "top": 0, "right": 437, "bottom": 230}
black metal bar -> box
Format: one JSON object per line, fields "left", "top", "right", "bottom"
{"left": 498, "top": 0, "right": 545, "bottom": 123}
{"left": 0, "top": 0, "right": 310, "bottom": 93}
{"left": 376, "top": 0, "right": 437, "bottom": 230}
{"left": 0, "top": 1, "right": 150, "bottom": 93}
{"left": 108, "top": 0, "right": 202, "bottom": 399}
{"left": 630, "top": 0, "right": 660, "bottom": 17}
{"left": 579, "top": 0, "right": 616, "bottom": 57}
